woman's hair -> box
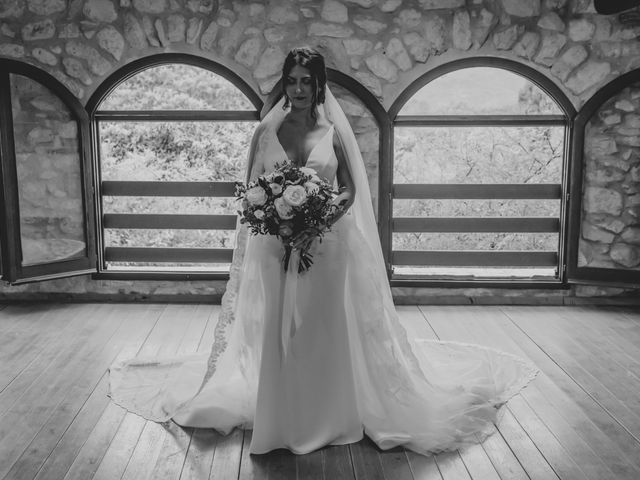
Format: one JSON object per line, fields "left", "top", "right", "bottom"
{"left": 281, "top": 47, "right": 327, "bottom": 112}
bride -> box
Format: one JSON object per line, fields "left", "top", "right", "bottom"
{"left": 109, "top": 47, "right": 538, "bottom": 456}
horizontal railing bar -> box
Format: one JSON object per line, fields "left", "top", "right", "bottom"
{"left": 105, "top": 247, "right": 234, "bottom": 263}
{"left": 394, "top": 115, "right": 566, "bottom": 126}
{"left": 104, "top": 214, "right": 238, "bottom": 230}
{"left": 95, "top": 110, "right": 259, "bottom": 121}
{"left": 393, "top": 217, "right": 559, "bottom": 233}
{"left": 102, "top": 181, "right": 238, "bottom": 197}
{"left": 392, "top": 250, "right": 558, "bottom": 267}
{"left": 393, "top": 184, "right": 562, "bottom": 199}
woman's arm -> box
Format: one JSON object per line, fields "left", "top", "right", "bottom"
{"left": 327, "top": 129, "right": 356, "bottom": 226}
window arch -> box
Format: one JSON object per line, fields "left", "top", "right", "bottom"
{"left": 87, "top": 54, "right": 262, "bottom": 278}
{"left": 388, "top": 58, "right": 575, "bottom": 284}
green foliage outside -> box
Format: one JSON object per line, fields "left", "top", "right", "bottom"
{"left": 98, "top": 65, "right": 563, "bottom": 273}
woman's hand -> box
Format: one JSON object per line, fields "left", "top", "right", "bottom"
{"left": 291, "top": 227, "right": 323, "bottom": 251}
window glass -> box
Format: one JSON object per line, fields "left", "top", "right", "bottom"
{"left": 398, "top": 67, "right": 562, "bottom": 115}
{"left": 99, "top": 64, "right": 255, "bottom": 110}
{"left": 10, "top": 74, "right": 86, "bottom": 266}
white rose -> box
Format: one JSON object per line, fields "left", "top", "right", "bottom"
{"left": 299, "top": 166, "right": 317, "bottom": 177}
{"left": 310, "top": 174, "right": 322, "bottom": 184}
{"left": 254, "top": 209, "right": 265, "bottom": 220}
{"left": 269, "top": 183, "right": 283, "bottom": 195}
{"left": 282, "top": 185, "right": 308, "bottom": 207}
{"left": 274, "top": 197, "right": 294, "bottom": 219}
{"left": 304, "top": 181, "right": 320, "bottom": 195}
{"left": 245, "top": 186, "right": 267, "bottom": 206}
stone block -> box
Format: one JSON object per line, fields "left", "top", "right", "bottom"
{"left": 493, "top": 24, "right": 522, "bottom": 50}
{"left": 365, "top": 52, "right": 398, "bottom": 82}
{"left": 321, "top": 0, "right": 348, "bottom": 23}
{"left": 132, "top": 0, "right": 166, "bottom": 14}
{"left": 568, "top": 18, "right": 595, "bottom": 42}
{"left": 403, "top": 32, "right": 429, "bottom": 62}
{"left": 199, "top": 20, "right": 217, "bottom": 50}
{"left": 235, "top": 37, "right": 262, "bottom": 68}
{"left": 62, "top": 57, "right": 92, "bottom": 85}
{"left": 533, "top": 31, "right": 566, "bottom": 66}
{"left": 166, "top": 14, "right": 185, "bottom": 43}
{"left": 0, "top": 42, "right": 24, "bottom": 57}
{"left": 308, "top": 22, "right": 353, "bottom": 37}
{"left": 615, "top": 99, "right": 635, "bottom": 112}
{"left": 453, "top": 9, "right": 471, "bottom": 50}
{"left": 422, "top": 14, "right": 446, "bottom": 53}
{"left": 621, "top": 227, "right": 640, "bottom": 245}
{"left": 269, "top": 5, "right": 299, "bottom": 24}
{"left": 32, "top": 47, "right": 58, "bottom": 65}
{"left": 186, "top": 17, "right": 202, "bottom": 44}
{"left": 501, "top": 0, "right": 540, "bottom": 17}
{"left": 512, "top": 31, "right": 539, "bottom": 59}
{"left": 97, "top": 26, "right": 125, "bottom": 61}
{"left": 65, "top": 40, "right": 111, "bottom": 76}
{"left": 537, "top": 12, "right": 564, "bottom": 31}
{"left": 343, "top": 38, "right": 372, "bottom": 56}
{"left": 386, "top": 37, "right": 411, "bottom": 71}
{"left": 186, "top": 0, "right": 215, "bottom": 14}
{"left": 381, "top": 0, "right": 402, "bottom": 12}
{"left": 254, "top": 46, "right": 285, "bottom": 79}
{"left": 565, "top": 61, "right": 610, "bottom": 95}
{"left": 354, "top": 15, "right": 387, "bottom": 34}
{"left": 582, "top": 222, "right": 616, "bottom": 243}
{"left": 22, "top": 19, "right": 55, "bottom": 40}
{"left": 154, "top": 19, "right": 168, "bottom": 47}
{"left": 584, "top": 186, "right": 624, "bottom": 215}
{"left": 83, "top": 0, "right": 117, "bottom": 22}
{"left": 59, "top": 23, "right": 80, "bottom": 39}
{"left": 0, "top": 0, "right": 24, "bottom": 18}
{"left": 27, "top": 0, "right": 65, "bottom": 15}
{"left": 124, "top": 13, "right": 147, "bottom": 49}
{"left": 551, "top": 44, "right": 588, "bottom": 82}
{"left": 610, "top": 243, "right": 640, "bottom": 268}
{"left": 418, "top": 0, "right": 464, "bottom": 9}
{"left": 395, "top": 8, "right": 421, "bottom": 28}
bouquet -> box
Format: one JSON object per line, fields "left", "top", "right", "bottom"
{"left": 235, "top": 163, "right": 340, "bottom": 273}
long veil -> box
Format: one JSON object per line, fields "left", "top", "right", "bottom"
{"left": 109, "top": 86, "right": 539, "bottom": 455}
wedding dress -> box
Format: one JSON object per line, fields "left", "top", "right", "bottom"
{"left": 109, "top": 88, "right": 538, "bottom": 456}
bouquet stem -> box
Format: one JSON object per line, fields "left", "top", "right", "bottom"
{"left": 283, "top": 244, "right": 314, "bottom": 273}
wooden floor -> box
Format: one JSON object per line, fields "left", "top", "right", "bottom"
{"left": 1, "top": 303, "right": 640, "bottom": 480}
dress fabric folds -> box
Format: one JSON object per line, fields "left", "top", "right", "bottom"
{"left": 108, "top": 89, "right": 538, "bottom": 456}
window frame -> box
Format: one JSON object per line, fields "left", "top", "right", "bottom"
{"left": 86, "top": 54, "right": 263, "bottom": 281}
{"left": 567, "top": 68, "right": 640, "bottom": 288}
{"left": 0, "top": 60, "right": 96, "bottom": 285}
{"left": 387, "top": 57, "right": 576, "bottom": 288}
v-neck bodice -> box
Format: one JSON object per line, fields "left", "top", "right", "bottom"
{"left": 264, "top": 124, "right": 338, "bottom": 184}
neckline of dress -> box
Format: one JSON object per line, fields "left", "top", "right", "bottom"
{"left": 275, "top": 124, "right": 334, "bottom": 168}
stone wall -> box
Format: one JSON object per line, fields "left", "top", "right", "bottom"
{"left": 1, "top": 0, "right": 639, "bottom": 301}
{"left": 580, "top": 84, "right": 640, "bottom": 270}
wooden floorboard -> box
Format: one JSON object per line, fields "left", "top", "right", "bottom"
{"left": 1, "top": 302, "right": 639, "bottom": 480}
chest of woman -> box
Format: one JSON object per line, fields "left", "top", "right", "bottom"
{"left": 263, "top": 124, "right": 338, "bottom": 184}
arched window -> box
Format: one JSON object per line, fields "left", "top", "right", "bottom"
{"left": 0, "top": 60, "right": 95, "bottom": 284}
{"left": 87, "top": 55, "right": 261, "bottom": 278}
{"left": 567, "top": 69, "right": 640, "bottom": 287}
{"left": 389, "top": 59, "right": 574, "bottom": 283}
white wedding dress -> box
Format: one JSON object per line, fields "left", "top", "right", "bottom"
{"left": 109, "top": 89, "right": 538, "bottom": 456}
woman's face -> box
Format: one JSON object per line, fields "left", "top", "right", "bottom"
{"left": 284, "top": 64, "right": 315, "bottom": 110}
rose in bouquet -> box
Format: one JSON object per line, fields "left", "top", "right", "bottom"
{"left": 235, "top": 163, "right": 340, "bottom": 272}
